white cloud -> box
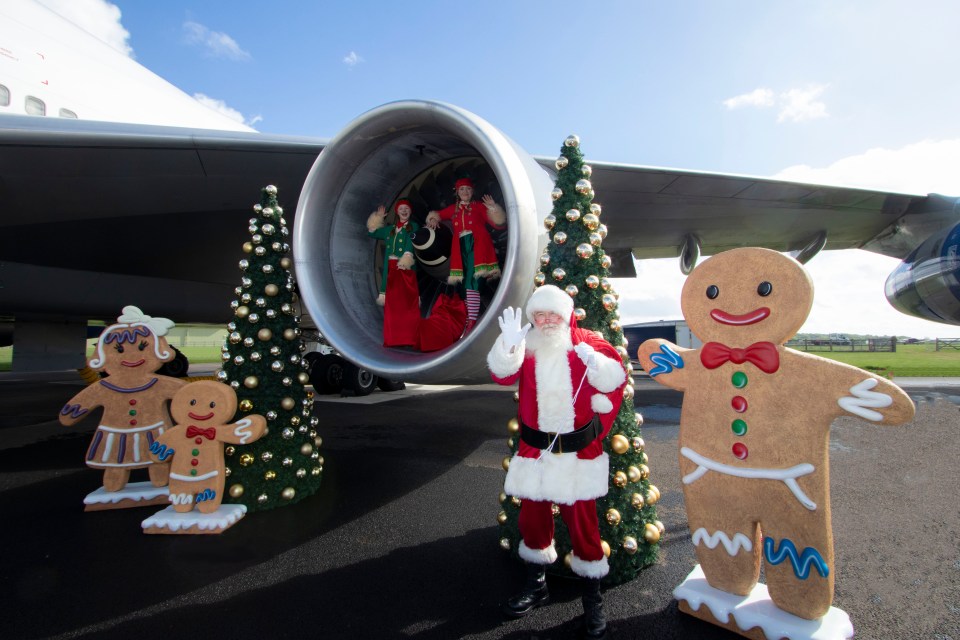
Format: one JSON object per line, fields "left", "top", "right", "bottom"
{"left": 723, "top": 88, "right": 775, "bottom": 110}
{"left": 615, "top": 138, "right": 960, "bottom": 339}
{"left": 193, "top": 93, "right": 260, "bottom": 129}
{"left": 343, "top": 51, "right": 363, "bottom": 67}
{"left": 182, "top": 21, "right": 251, "bottom": 61}
{"left": 722, "top": 84, "right": 829, "bottom": 123}
{"left": 38, "top": 0, "right": 132, "bottom": 57}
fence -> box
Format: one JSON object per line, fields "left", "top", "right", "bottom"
{"left": 787, "top": 338, "right": 897, "bottom": 353}
{"left": 935, "top": 338, "right": 960, "bottom": 351}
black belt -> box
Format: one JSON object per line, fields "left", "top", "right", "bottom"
{"left": 520, "top": 415, "right": 602, "bottom": 454}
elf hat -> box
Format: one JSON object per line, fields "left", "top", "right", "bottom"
{"left": 395, "top": 199, "right": 412, "bottom": 213}
{"left": 525, "top": 285, "right": 574, "bottom": 324}
{"left": 454, "top": 178, "right": 474, "bottom": 190}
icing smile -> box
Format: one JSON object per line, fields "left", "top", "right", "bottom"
{"left": 710, "top": 307, "right": 770, "bottom": 326}
{"left": 121, "top": 359, "right": 146, "bottom": 367}
{"left": 188, "top": 412, "right": 215, "bottom": 421}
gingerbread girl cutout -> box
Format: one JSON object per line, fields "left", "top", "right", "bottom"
{"left": 637, "top": 248, "right": 914, "bottom": 635}
{"left": 59, "top": 306, "right": 187, "bottom": 509}
{"left": 143, "top": 381, "right": 265, "bottom": 534}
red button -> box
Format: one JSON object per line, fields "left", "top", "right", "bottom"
{"left": 195, "top": 437, "right": 203, "bottom": 445}
{"left": 191, "top": 459, "right": 199, "bottom": 466}
{"left": 129, "top": 399, "right": 137, "bottom": 405}
{"left": 732, "top": 442, "right": 748, "bottom": 459}
{"left": 731, "top": 396, "right": 748, "bottom": 413}
{"left": 129, "top": 419, "right": 137, "bottom": 425}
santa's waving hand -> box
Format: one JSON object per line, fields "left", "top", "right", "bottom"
{"left": 498, "top": 307, "right": 531, "bottom": 353}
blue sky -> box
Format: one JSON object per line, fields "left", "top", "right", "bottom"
{"left": 41, "top": 0, "right": 960, "bottom": 337}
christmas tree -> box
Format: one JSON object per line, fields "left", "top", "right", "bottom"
{"left": 218, "top": 185, "right": 323, "bottom": 512}
{"left": 497, "top": 136, "right": 662, "bottom": 584}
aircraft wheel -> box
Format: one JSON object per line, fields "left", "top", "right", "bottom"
{"left": 309, "top": 354, "right": 345, "bottom": 394}
{"left": 342, "top": 362, "right": 377, "bottom": 396}
{"left": 376, "top": 378, "right": 406, "bottom": 392}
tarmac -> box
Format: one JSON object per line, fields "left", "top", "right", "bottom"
{"left": 0, "top": 368, "right": 958, "bottom": 640}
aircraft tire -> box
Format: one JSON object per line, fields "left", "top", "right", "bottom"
{"left": 309, "top": 354, "right": 345, "bottom": 394}
{"left": 376, "top": 378, "right": 405, "bottom": 392}
{"left": 342, "top": 362, "right": 376, "bottom": 396}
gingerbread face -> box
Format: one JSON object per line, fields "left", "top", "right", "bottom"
{"left": 681, "top": 248, "right": 813, "bottom": 346}
{"left": 170, "top": 381, "right": 237, "bottom": 425}
{"left": 89, "top": 325, "right": 174, "bottom": 381}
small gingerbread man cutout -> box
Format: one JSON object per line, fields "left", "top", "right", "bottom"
{"left": 149, "top": 381, "right": 265, "bottom": 515}
{"left": 637, "top": 247, "right": 915, "bottom": 625}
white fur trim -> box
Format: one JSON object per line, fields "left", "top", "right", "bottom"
{"left": 591, "top": 394, "right": 613, "bottom": 415}
{"left": 376, "top": 293, "right": 385, "bottom": 306}
{"left": 525, "top": 285, "right": 573, "bottom": 324}
{"left": 519, "top": 540, "right": 558, "bottom": 565}
{"left": 570, "top": 553, "right": 609, "bottom": 578}
{"left": 586, "top": 353, "right": 626, "bottom": 393}
{"left": 366, "top": 211, "right": 385, "bottom": 233}
{"left": 533, "top": 344, "right": 576, "bottom": 433}
{"left": 487, "top": 337, "right": 525, "bottom": 379}
{"left": 446, "top": 275, "right": 463, "bottom": 284}
{"left": 398, "top": 252, "right": 415, "bottom": 269}
{"left": 504, "top": 453, "right": 609, "bottom": 504}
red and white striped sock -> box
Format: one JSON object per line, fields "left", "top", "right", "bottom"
{"left": 466, "top": 289, "right": 480, "bottom": 322}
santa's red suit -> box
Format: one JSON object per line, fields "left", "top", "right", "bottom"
{"left": 487, "top": 285, "right": 627, "bottom": 579}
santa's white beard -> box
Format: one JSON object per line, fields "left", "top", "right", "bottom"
{"left": 526, "top": 324, "right": 572, "bottom": 356}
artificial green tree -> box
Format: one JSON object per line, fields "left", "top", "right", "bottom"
{"left": 497, "top": 135, "right": 662, "bottom": 584}
{"left": 218, "top": 185, "right": 323, "bottom": 512}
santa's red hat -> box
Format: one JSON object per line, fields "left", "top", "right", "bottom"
{"left": 454, "top": 178, "right": 474, "bottom": 190}
{"left": 394, "top": 198, "right": 412, "bottom": 213}
{"left": 525, "top": 284, "right": 574, "bottom": 325}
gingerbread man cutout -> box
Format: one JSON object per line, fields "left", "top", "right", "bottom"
{"left": 637, "top": 247, "right": 915, "bottom": 622}
{"left": 59, "top": 306, "right": 187, "bottom": 494}
{"left": 150, "top": 381, "right": 266, "bottom": 514}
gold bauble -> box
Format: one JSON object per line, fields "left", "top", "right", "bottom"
{"left": 581, "top": 164, "right": 593, "bottom": 178}
{"left": 632, "top": 435, "right": 645, "bottom": 450}
{"left": 609, "top": 319, "right": 621, "bottom": 332}
{"left": 590, "top": 203, "right": 602, "bottom": 216}
{"left": 281, "top": 487, "right": 296, "bottom": 500}
{"left": 511, "top": 496, "right": 522, "bottom": 507}
{"left": 601, "top": 255, "right": 612, "bottom": 269}
{"left": 564, "top": 134, "right": 580, "bottom": 148}
{"left": 283, "top": 328, "right": 297, "bottom": 340}
{"left": 507, "top": 417, "right": 520, "bottom": 434}
{"left": 639, "top": 451, "right": 648, "bottom": 464}
{"left": 601, "top": 540, "right": 611, "bottom": 557}
{"left": 575, "top": 179, "right": 592, "bottom": 194}
{"left": 631, "top": 492, "right": 645, "bottom": 509}
{"left": 513, "top": 391, "right": 520, "bottom": 403}
{"left": 281, "top": 397, "right": 295, "bottom": 411}
{"left": 229, "top": 483, "right": 245, "bottom": 498}
{"left": 499, "top": 492, "right": 507, "bottom": 504}
{"left": 555, "top": 156, "right": 569, "bottom": 170}
{"left": 239, "top": 399, "right": 254, "bottom": 412}
{"left": 613, "top": 471, "right": 628, "bottom": 488}
{"left": 638, "top": 464, "right": 650, "bottom": 480}
{"left": 257, "top": 328, "right": 273, "bottom": 341}
{"left": 543, "top": 214, "right": 557, "bottom": 230}
{"left": 576, "top": 243, "right": 595, "bottom": 259}
{"left": 551, "top": 503, "right": 560, "bottom": 517}
{"left": 627, "top": 466, "right": 642, "bottom": 483}
{"left": 616, "top": 345, "right": 629, "bottom": 361}
{"left": 239, "top": 453, "right": 255, "bottom": 466}
{"left": 540, "top": 253, "right": 551, "bottom": 266}
{"left": 600, "top": 277, "right": 612, "bottom": 291}
{"left": 264, "top": 470, "right": 276, "bottom": 481}
{"left": 655, "top": 520, "right": 665, "bottom": 535}
{"left": 582, "top": 213, "right": 600, "bottom": 231}
{"left": 280, "top": 257, "right": 292, "bottom": 270}
{"left": 644, "top": 523, "right": 661, "bottom": 544}
{"left": 502, "top": 456, "right": 512, "bottom": 471}
{"left": 622, "top": 536, "right": 639, "bottom": 555}
{"left": 585, "top": 275, "right": 600, "bottom": 289}
{"left": 623, "top": 384, "right": 635, "bottom": 401}
{"left": 566, "top": 208, "right": 581, "bottom": 222}
{"left": 589, "top": 232, "right": 603, "bottom": 247}
{"left": 564, "top": 284, "right": 579, "bottom": 298}
{"left": 225, "top": 446, "right": 235, "bottom": 456}
{"left": 497, "top": 510, "right": 508, "bottom": 525}
{"left": 235, "top": 305, "right": 250, "bottom": 319}
{"left": 507, "top": 437, "right": 514, "bottom": 448}
{"left": 606, "top": 508, "right": 622, "bottom": 525}
{"left": 265, "top": 284, "right": 279, "bottom": 296}
{"left": 243, "top": 376, "right": 259, "bottom": 389}
{"left": 534, "top": 272, "right": 546, "bottom": 287}
{"left": 602, "top": 294, "right": 618, "bottom": 311}
{"left": 242, "top": 242, "right": 254, "bottom": 254}
{"left": 297, "top": 371, "right": 310, "bottom": 384}
{"left": 574, "top": 308, "right": 587, "bottom": 321}
{"left": 645, "top": 487, "right": 660, "bottom": 505}
{"left": 553, "top": 231, "right": 568, "bottom": 245}
{"left": 551, "top": 187, "right": 563, "bottom": 201}
{"left": 563, "top": 552, "right": 573, "bottom": 569}
{"left": 552, "top": 268, "right": 566, "bottom": 282}
{"left": 301, "top": 443, "right": 314, "bottom": 456}
{"left": 610, "top": 434, "right": 630, "bottom": 455}
{"left": 598, "top": 224, "right": 608, "bottom": 240}
{"left": 500, "top": 537, "right": 512, "bottom": 550}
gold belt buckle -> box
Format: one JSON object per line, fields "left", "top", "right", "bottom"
{"left": 552, "top": 432, "right": 563, "bottom": 455}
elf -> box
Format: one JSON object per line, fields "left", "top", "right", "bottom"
{"left": 366, "top": 199, "right": 421, "bottom": 347}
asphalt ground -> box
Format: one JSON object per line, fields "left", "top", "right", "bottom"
{"left": 0, "top": 371, "right": 958, "bottom": 640}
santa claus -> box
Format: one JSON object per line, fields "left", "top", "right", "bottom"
{"left": 487, "top": 284, "right": 627, "bottom": 639}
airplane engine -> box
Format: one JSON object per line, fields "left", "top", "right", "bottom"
{"left": 884, "top": 221, "right": 960, "bottom": 325}
{"left": 293, "top": 100, "right": 556, "bottom": 384}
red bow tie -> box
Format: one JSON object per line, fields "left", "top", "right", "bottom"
{"left": 186, "top": 426, "right": 217, "bottom": 440}
{"left": 700, "top": 341, "right": 780, "bottom": 373}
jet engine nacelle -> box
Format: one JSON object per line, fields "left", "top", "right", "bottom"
{"left": 293, "top": 101, "right": 555, "bottom": 384}
{"left": 885, "top": 221, "right": 960, "bottom": 325}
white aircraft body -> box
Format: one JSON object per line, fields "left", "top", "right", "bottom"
{"left": 1, "top": 0, "right": 958, "bottom": 380}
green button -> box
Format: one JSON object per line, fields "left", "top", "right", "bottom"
{"left": 732, "top": 419, "right": 748, "bottom": 436}
{"left": 190, "top": 469, "right": 197, "bottom": 476}
{"left": 731, "top": 371, "right": 748, "bottom": 388}
{"left": 129, "top": 409, "right": 137, "bottom": 416}
{"left": 192, "top": 449, "right": 200, "bottom": 456}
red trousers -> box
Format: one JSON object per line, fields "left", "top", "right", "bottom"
{"left": 382, "top": 262, "right": 419, "bottom": 347}
{"left": 519, "top": 498, "right": 604, "bottom": 564}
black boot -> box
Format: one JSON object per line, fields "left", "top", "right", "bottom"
{"left": 501, "top": 563, "right": 550, "bottom": 618}
{"left": 579, "top": 578, "right": 608, "bottom": 639}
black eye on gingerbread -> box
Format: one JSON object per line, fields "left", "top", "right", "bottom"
{"left": 757, "top": 281, "right": 773, "bottom": 297}
{"left": 114, "top": 344, "right": 124, "bottom": 353}
{"left": 209, "top": 401, "right": 216, "bottom": 408}
{"left": 190, "top": 399, "right": 197, "bottom": 406}
{"left": 138, "top": 340, "right": 148, "bottom": 351}
{"left": 706, "top": 285, "right": 719, "bottom": 299}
